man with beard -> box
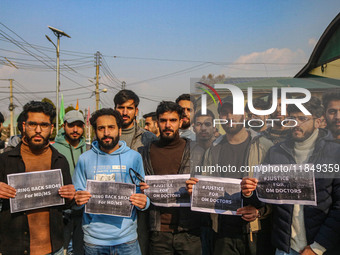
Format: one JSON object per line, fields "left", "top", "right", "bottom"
{"left": 114, "top": 90, "right": 157, "bottom": 151}
{"left": 193, "top": 109, "right": 216, "bottom": 150}
{"left": 139, "top": 101, "right": 202, "bottom": 255}
{"left": 245, "top": 98, "right": 269, "bottom": 133}
{"left": 72, "top": 108, "right": 150, "bottom": 255}
{"left": 241, "top": 97, "right": 340, "bottom": 255}
{"left": 114, "top": 90, "right": 157, "bottom": 255}
{"left": 186, "top": 96, "right": 274, "bottom": 255}
{"left": 176, "top": 94, "right": 196, "bottom": 141}
{"left": 322, "top": 90, "right": 340, "bottom": 140}
{"left": 0, "top": 101, "right": 75, "bottom": 255}
{"left": 143, "top": 112, "right": 160, "bottom": 137}
{"left": 53, "top": 110, "right": 87, "bottom": 255}
{"left": 261, "top": 92, "right": 291, "bottom": 144}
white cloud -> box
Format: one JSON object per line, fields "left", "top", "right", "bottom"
{"left": 222, "top": 48, "right": 307, "bottom": 77}
{"left": 308, "top": 38, "right": 317, "bottom": 47}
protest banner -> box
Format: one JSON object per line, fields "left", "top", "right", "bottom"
{"left": 254, "top": 164, "right": 316, "bottom": 205}
{"left": 145, "top": 174, "right": 190, "bottom": 207}
{"left": 191, "top": 176, "right": 242, "bottom": 215}
{"left": 7, "top": 169, "right": 64, "bottom": 213}
{"left": 85, "top": 180, "right": 136, "bottom": 217}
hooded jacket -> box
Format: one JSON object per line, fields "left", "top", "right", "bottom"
{"left": 53, "top": 128, "right": 87, "bottom": 177}
{"left": 72, "top": 140, "right": 150, "bottom": 246}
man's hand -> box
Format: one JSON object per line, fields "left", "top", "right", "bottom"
{"left": 74, "top": 191, "right": 92, "bottom": 206}
{"left": 130, "top": 193, "right": 147, "bottom": 209}
{"left": 139, "top": 182, "right": 149, "bottom": 193}
{"left": 300, "top": 246, "right": 317, "bottom": 255}
{"left": 0, "top": 182, "right": 16, "bottom": 199}
{"left": 236, "top": 205, "right": 259, "bottom": 222}
{"left": 186, "top": 177, "right": 199, "bottom": 195}
{"left": 241, "top": 177, "right": 258, "bottom": 197}
{"left": 59, "top": 184, "right": 76, "bottom": 200}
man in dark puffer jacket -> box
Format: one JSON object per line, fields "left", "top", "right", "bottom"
{"left": 242, "top": 97, "right": 340, "bottom": 255}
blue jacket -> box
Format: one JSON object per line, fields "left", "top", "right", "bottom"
{"left": 72, "top": 140, "right": 150, "bottom": 246}
{"left": 263, "top": 129, "right": 340, "bottom": 254}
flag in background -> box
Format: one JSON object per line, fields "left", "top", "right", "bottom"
{"left": 59, "top": 94, "right": 65, "bottom": 124}
{"left": 75, "top": 99, "right": 79, "bottom": 111}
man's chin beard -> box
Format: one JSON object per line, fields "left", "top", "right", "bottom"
{"left": 25, "top": 136, "right": 49, "bottom": 150}
{"left": 224, "top": 125, "right": 243, "bottom": 135}
{"left": 181, "top": 121, "right": 190, "bottom": 130}
{"left": 98, "top": 137, "right": 119, "bottom": 151}
{"left": 65, "top": 133, "right": 82, "bottom": 143}
{"left": 122, "top": 119, "right": 134, "bottom": 129}
{"left": 160, "top": 131, "right": 179, "bottom": 142}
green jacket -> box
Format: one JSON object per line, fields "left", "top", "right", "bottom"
{"left": 52, "top": 128, "right": 87, "bottom": 177}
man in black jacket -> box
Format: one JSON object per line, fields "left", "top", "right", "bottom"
{"left": 139, "top": 101, "right": 202, "bottom": 255}
{"left": 0, "top": 101, "right": 75, "bottom": 255}
{"left": 242, "top": 97, "right": 340, "bottom": 255}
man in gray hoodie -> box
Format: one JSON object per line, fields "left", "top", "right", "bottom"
{"left": 53, "top": 110, "right": 87, "bottom": 255}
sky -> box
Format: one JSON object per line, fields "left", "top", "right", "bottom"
{"left": 1, "top": 0, "right": 340, "bottom": 121}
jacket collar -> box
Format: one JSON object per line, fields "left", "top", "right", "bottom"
{"left": 279, "top": 128, "right": 332, "bottom": 156}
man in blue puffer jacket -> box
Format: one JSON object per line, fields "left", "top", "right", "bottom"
{"left": 242, "top": 97, "right": 340, "bottom": 255}
{"left": 72, "top": 108, "right": 150, "bottom": 255}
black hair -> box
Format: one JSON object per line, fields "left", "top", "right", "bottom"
{"left": 322, "top": 90, "right": 340, "bottom": 109}
{"left": 17, "top": 111, "right": 25, "bottom": 134}
{"left": 287, "top": 96, "right": 324, "bottom": 118}
{"left": 23, "top": 101, "right": 56, "bottom": 123}
{"left": 90, "top": 108, "right": 123, "bottom": 129}
{"left": 175, "top": 93, "right": 196, "bottom": 111}
{"left": 114, "top": 90, "right": 140, "bottom": 108}
{"left": 244, "top": 98, "right": 268, "bottom": 113}
{"left": 156, "top": 101, "right": 183, "bottom": 119}
{"left": 143, "top": 112, "right": 157, "bottom": 121}
{"left": 0, "top": 112, "right": 4, "bottom": 124}
{"left": 193, "top": 109, "right": 215, "bottom": 123}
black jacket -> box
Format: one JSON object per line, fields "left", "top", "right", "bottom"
{"left": 139, "top": 138, "right": 203, "bottom": 232}
{"left": 0, "top": 143, "right": 72, "bottom": 255}
{"left": 263, "top": 129, "right": 340, "bottom": 254}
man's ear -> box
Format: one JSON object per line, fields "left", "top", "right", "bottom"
{"left": 119, "top": 128, "right": 122, "bottom": 137}
{"left": 314, "top": 117, "right": 321, "bottom": 129}
{"left": 179, "top": 119, "right": 183, "bottom": 128}
{"left": 135, "top": 107, "right": 139, "bottom": 118}
{"left": 22, "top": 121, "right": 26, "bottom": 133}
{"left": 50, "top": 124, "right": 54, "bottom": 135}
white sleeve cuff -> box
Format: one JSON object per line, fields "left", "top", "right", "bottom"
{"left": 310, "top": 242, "right": 326, "bottom": 255}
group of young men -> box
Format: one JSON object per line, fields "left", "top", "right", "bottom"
{"left": 0, "top": 88, "right": 339, "bottom": 255}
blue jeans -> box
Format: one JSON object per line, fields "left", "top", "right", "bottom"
{"left": 46, "top": 247, "right": 64, "bottom": 255}
{"left": 275, "top": 248, "right": 300, "bottom": 255}
{"left": 84, "top": 239, "right": 141, "bottom": 255}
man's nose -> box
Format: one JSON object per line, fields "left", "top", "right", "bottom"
{"left": 335, "top": 110, "right": 340, "bottom": 119}
{"left": 104, "top": 127, "right": 110, "bottom": 136}
{"left": 123, "top": 108, "right": 128, "bottom": 115}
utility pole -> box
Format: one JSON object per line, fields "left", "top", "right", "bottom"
{"left": 95, "top": 51, "right": 101, "bottom": 110}
{"left": 0, "top": 79, "right": 15, "bottom": 136}
{"left": 9, "top": 79, "right": 14, "bottom": 136}
{"left": 122, "top": 81, "right": 126, "bottom": 90}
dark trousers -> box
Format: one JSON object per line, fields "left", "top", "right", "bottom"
{"left": 150, "top": 231, "right": 201, "bottom": 255}
{"left": 214, "top": 231, "right": 275, "bottom": 255}
{"left": 64, "top": 209, "right": 85, "bottom": 255}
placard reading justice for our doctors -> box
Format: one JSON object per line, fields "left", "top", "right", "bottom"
{"left": 254, "top": 164, "right": 316, "bottom": 206}
{"left": 191, "top": 176, "right": 242, "bottom": 215}
{"left": 145, "top": 174, "right": 191, "bottom": 207}
{"left": 7, "top": 169, "right": 65, "bottom": 213}
{"left": 85, "top": 180, "right": 136, "bottom": 217}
